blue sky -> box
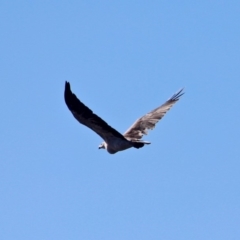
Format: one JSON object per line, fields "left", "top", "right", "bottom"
{"left": 1, "top": 1, "right": 240, "bottom": 239}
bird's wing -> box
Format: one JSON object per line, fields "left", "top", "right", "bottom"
{"left": 123, "top": 88, "right": 184, "bottom": 140}
{"left": 64, "top": 81, "right": 126, "bottom": 142}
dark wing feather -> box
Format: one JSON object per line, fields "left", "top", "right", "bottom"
{"left": 64, "top": 81, "right": 126, "bottom": 141}
{"left": 124, "top": 88, "right": 184, "bottom": 140}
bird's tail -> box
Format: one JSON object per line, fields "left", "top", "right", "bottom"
{"left": 131, "top": 141, "right": 151, "bottom": 149}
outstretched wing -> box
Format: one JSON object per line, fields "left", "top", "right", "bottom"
{"left": 124, "top": 88, "right": 184, "bottom": 140}
{"left": 64, "top": 81, "right": 126, "bottom": 142}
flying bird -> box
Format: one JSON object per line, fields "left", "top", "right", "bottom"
{"left": 64, "top": 81, "right": 184, "bottom": 154}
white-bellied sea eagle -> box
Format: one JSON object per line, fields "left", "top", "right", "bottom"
{"left": 64, "top": 81, "right": 184, "bottom": 154}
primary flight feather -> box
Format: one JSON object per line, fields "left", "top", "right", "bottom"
{"left": 64, "top": 81, "right": 184, "bottom": 154}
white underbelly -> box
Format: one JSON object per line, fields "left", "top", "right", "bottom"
{"left": 106, "top": 138, "right": 132, "bottom": 154}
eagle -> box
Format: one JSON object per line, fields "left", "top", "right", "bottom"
{"left": 64, "top": 81, "right": 184, "bottom": 154}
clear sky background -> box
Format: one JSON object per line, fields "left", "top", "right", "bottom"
{"left": 1, "top": 1, "right": 240, "bottom": 239}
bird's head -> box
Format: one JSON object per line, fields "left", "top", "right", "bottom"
{"left": 98, "top": 142, "right": 106, "bottom": 150}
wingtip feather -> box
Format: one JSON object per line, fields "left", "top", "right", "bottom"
{"left": 65, "top": 81, "right": 71, "bottom": 91}
{"left": 169, "top": 88, "right": 184, "bottom": 101}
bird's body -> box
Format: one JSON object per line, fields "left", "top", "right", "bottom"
{"left": 100, "top": 138, "right": 134, "bottom": 154}
{"left": 64, "top": 81, "right": 184, "bottom": 154}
